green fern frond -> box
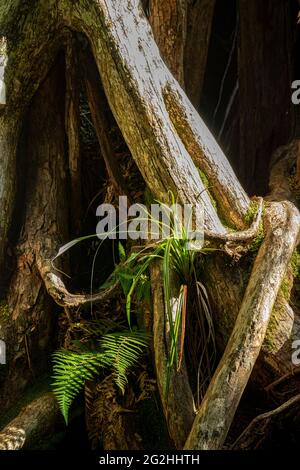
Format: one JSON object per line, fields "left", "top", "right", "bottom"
{"left": 100, "top": 331, "right": 150, "bottom": 393}
{"left": 52, "top": 351, "right": 109, "bottom": 424}
{"left": 52, "top": 330, "right": 150, "bottom": 424}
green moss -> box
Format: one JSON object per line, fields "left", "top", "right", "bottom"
{"left": 244, "top": 200, "right": 259, "bottom": 225}
{"left": 263, "top": 298, "right": 286, "bottom": 353}
{"left": 198, "top": 169, "right": 218, "bottom": 211}
{"left": 247, "top": 222, "right": 264, "bottom": 252}
{"left": 244, "top": 201, "right": 265, "bottom": 252}
{"left": 197, "top": 168, "right": 239, "bottom": 231}
{"left": 290, "top": 248, "right": 300, "bottom": 279}
{"left": 0, "top": 301, "right": 9, "bottom": 322}
{"left": 280, "top": 276, "right": 292, "bottom": 300}
{"left": 263, "top": 273, "right": 294, "bottom": 353}
{"left": 288, "top": 174, "right": 300, "bottom": 204}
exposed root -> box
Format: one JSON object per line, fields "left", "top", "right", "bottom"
{"left": 0, "top": 393, "right": 60, "bottom": 450}
{"left": 231, "top": 394, "right": 300, "bottom": 450}
{"left": 184, "top": 201, "right": 300, "bottom": 450}
{"left": 265, "top": 367, "right": 300, "bottom": 394}
{"left": 38, "top": 260, "right": 119, "bottom": 308}
{"left": 204, "top": 197, "right": 263, "bottom": 243}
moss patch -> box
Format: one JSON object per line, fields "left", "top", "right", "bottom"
{"left": 198, "top": 169, "right": 218, "bottom": 211}
{"left": 263, "top": 297, "right": 286, "bottom": 353}
{"left": 244, "top": 200, "right": 265, "bottom": 252}
{"left": 263, "top": 269, "right": 294, "bottom": 353}
{"left": 244, "top": 200, "right": 260, "bottom": 225}
{"left": 0, "top": 301, "right": 9, "bottom": 323}
{"left": 290, "top": 248, "right": 300, "bottom": 280}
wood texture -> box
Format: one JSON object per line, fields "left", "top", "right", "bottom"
{"left": 185, "top": 202, "right": 300, "bottom": 449}
{"left": 0, "top": 393, "right": 60, "bottom": 450}
{"left": 238, "top": 0, "right": 294, "bottom": 194}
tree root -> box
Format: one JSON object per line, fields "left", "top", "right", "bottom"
{"left": 38, "top": 260, "right": 119, "bottom": 308}
{"left": 0, "top": 393, "right": 60, "bottom": 450}
{"left": 184, "top": 201, "right": 300, "bottom": 449}
{"left": 231, "top": 394, "right": 300, "bottom": 450}
{"left": 265, "top": 367, "right": 300, "bottom": 394}
{"left": 204, "top": 197, "right": 263, "bottom": 243}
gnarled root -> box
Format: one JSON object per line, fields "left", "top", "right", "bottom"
{"left": 38, "top": 260, "right": 119, "bottom": 308}
{"left": 184, "top": 201, "right": 300, "bottom": 450}
{"left": 231, "top": 394, "right": 300, "bottom": 450}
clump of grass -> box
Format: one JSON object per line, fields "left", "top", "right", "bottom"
{"left": 53, "top": 192, "right": 217, "bottom": 405}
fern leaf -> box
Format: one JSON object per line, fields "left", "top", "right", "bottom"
{"left": 100, "top": 331, "right": 150, "bottom": 393}
{"left": 52, "top": 351, "right": 109, "bottom": 424}
{"left": 52, "top": 330, "right": 150, "bottom": 424}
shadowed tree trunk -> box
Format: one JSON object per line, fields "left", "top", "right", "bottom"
{"left": 0, "top": 0, "right": 299, "bottom": 451}
{"left": 0, "top": 56, "right": 69, "bottom": 408}
{"left": 184, "top": 0, "right": 216, "bottom": 108}
{"left": 149, "top": 0, "right": 216, "bottom": 107}
{"left": 149, "top": 0, "right": 187, "bottom": 87}
{"left": 238, "top": 0, "right": 294, "bottom": 194}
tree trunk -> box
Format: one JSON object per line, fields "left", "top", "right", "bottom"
{"left": 0, "top": 56, "right": 68, "bottom": 408}
{"left": 0, "top": 1, "right": 65, "bottom": 274}
{"left": 184, "top": 0, "right": 216, "bottom": 108}
{"left": 238, "top": 0, "right": 294, "bottom": 194}
{"left": 0, "top": 0, "right": 299, "bottom": 451}
{"left": 149, "top": 0, "right": 187, "bottom": 87}
{"left": 0, "top": 393, "right": 60, "bottom": 450}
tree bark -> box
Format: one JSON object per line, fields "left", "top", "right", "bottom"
{"left": 65, "top": 36, "right": 83, "bottom": 235}
{"left": 149, "top": 0, "right": 187, "bottom": 87}
{"left": 67, "top": 0, "right": 249, "bottom": 232}
{"left": 0, "top": 0, "right": 299, "bottom": 451}
{"left": 0, "top": 1, "right": 65, "bottom": 274}
{"left": 238, "top": 0, "right": 294, "bottom": 194}
{"left": 185, "top": 202, "right": 300, "bottom": 449}
{"left": 0, "top": 393, "right": 60, "bottom": 450}
{"left": 184, "top": 0, "right": 216, "bottom": 108}
{"left": 0, "top": 56, "right": 68, "bottom": 408}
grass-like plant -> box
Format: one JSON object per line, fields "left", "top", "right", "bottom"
{"left": 52, "top": 192, "right": 216, "bottom": 414}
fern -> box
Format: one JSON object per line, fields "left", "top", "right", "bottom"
{"left": 100, "top": 331, "right": 150, "bottom": 392}
{"left": 52, "top": 330, "right": 149, "bottom": 424}
{"left": 52, "top": 351, "right": 109, "bottom": 424}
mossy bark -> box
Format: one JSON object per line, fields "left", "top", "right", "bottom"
{"left": 0, "top": 0, "right": 299, "bottom": 451}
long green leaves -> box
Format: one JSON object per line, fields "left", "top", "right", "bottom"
{"left": 52, "top": 192, "right": 216, "bottom": 409}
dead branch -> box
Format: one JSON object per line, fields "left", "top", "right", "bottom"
{"left": 0, "top": 393, "right": 60, "bottom": 450}
{"left": 38, "top": 260, "right": 119, "bottom": 308}
{"left": 231, "top": 394, "right": 300, "bottom": 450}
